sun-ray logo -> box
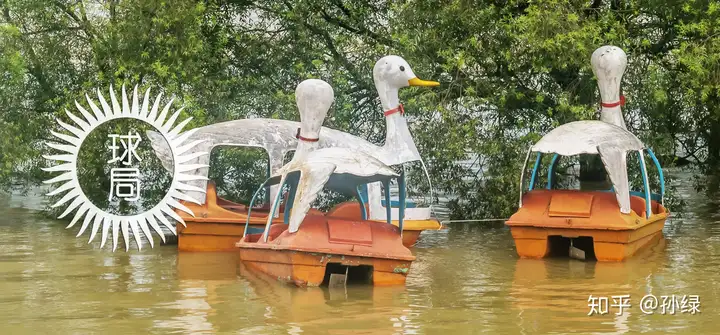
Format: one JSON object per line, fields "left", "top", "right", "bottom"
{"left": 43, "top": 85, "right": 208, "bottom": 251}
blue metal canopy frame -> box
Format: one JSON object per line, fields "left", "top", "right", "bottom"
{"left": 528, "top": 152, "right": 542, "bottom": 191}
{"left": 527, "top": 148, "right": 665, "bottom": 219}
{"left": 637, "top": 151, "right": 651, "bottom": 218}
{"left": 646, "top": 148, "right": 665, "bottom": 204}
{"left": 356, "top": 184, "right": 418, "bottom": 209}
{"left": 242, "top": 169, "right": 408, "bottom": 240}
{"left": 546, "top": 154, "right": 559, "bottom": 189}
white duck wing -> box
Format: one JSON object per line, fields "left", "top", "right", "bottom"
{"left": 146, "top": 130, "right": 174, "bottom": 173}
{"left": 146, "top": 118, "right": 419, "bottom": 204}
{"left": 597, "top": 143, "right": 632, "bottom": 214}
{"left": 147, "top": 118, "right": 422, "bottom": 173}
{"left": 284, "top": 148, "right": 399, "bottom": 232}
{"left": 146, "top": 119, "right": 303, "bottom": 202}
{"left": 287, "top": 162, "right": 337, "bottom": 233}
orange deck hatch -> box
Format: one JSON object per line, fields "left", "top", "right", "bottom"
{"left": 327, "top": 219, "right": 373, "bottom": 246}
{"left": 548, "top": 193, "right": 594, "bottom": 218}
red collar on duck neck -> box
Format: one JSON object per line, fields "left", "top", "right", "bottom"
{"left": 296, "top": 128, "right": 319, "bottom": 142}
{"left": 384, "top": 104, "right": 405, "bottom": 117}
{"left": 601, "top": 95, "right": 626, "bottom": 108}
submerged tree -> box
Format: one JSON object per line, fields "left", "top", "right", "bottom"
{"left": 2, "top": 0, "right": 717, "bottom": 219}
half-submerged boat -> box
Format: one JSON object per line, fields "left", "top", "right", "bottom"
{"left": 237, "top": 147, "right": 415, "bottom": 287}
{"left": 165, "top": 56, "right": 443, "bottom": 252}
{"left": 505, "top": 120, "right": 669, "bottom": 262}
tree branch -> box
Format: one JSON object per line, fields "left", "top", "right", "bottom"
{"left": 319, "top": 9, "right": 394, "bottom": 47}
{"left": 51, "top": 0, "right": 96, "bottom": 40}
{"left": 24, "top": 26, "right": 83, "bottom": 36}
{"left": 332, "top": 0, "right": 352, "bottom": 17}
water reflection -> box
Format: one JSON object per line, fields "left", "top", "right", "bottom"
{"left": 161, "top": 251, "right": 420, "bottom": 334}
{"left": 509, "top": 236, "right": 668, "bottom": 334}
{"left": 238, "top": 261, "right": 416, "bottom": 334}
{"left": 154, "top": 252, "right": 239, "bottom": 334}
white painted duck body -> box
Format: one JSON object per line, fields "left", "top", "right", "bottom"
{"left": 147, "top": 55, "right": 438, "bottom": 220}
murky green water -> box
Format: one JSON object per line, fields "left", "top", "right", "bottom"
{"left": 1, "top": 172, "right": 718, "bottom": 334}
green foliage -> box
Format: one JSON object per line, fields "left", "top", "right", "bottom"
{"left": 3, "top": 0, "right": 718, "bottom": 220}
{"left": 208, "top": 147, "right": 269, "bottom": 205}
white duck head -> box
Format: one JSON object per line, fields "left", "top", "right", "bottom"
{"left": 369, "top": 55, "right": 439, "bottom": 166}
{"left": 373, "top": 55, "right": 439, "bottom": 112}
{"left": 591, "top": 45, "right": 628, "bottom": 129}
{"left": 294, "top": 78, "right": 334, "bottom": 159}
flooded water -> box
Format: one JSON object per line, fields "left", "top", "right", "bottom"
{"left": 0, "top": 171, "right": 718, "bottom": 334}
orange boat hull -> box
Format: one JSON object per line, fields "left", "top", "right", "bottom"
{"left": 237, "top": 215, "right": 415, "bottom": 286}
{"left": 401, "top": 230, "right": 422, "bottom": 248}
{"left": 506, "top": 189, "right": 669, "bottom": 262}
{"left": 177, "top": 182, "right": 437, "bottom": 251}
{"left": 177, "top": 222, "right": 250, "bottom": 252}
{"left": 239, "top": 248, "right": 412, "bottom": 286}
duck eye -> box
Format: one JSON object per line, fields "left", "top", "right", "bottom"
{"left": 399, "top": 66, "right": 405, "bottom": 71}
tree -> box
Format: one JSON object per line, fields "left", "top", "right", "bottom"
{"left": 4, "top": 0, "right": 716, "bottom": 220}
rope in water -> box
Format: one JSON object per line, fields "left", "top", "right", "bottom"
{"left": 440, "top": 218, "right": 509, "bottom": 224}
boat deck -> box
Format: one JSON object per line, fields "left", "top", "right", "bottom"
{"left": 176, "top": 183, "right": 442, "bottom": 251}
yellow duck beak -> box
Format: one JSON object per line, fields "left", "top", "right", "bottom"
{"left": 408, "top": 77, "right": 440, "bottom": 87}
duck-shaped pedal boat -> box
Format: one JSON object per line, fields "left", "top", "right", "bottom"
{"left": 505, "top": 120, "right": 669, "bottom": 262}
{"left": 237, "top": 147, "right": 415, "bottom": 287}
{"left": 170, "top": 57, "right": 443, "bottom": 251}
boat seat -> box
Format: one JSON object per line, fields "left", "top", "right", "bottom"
{"left": 596, "top": 191, "right": 649, "bottom": 217}
{"left": 325, "top": 201, "right": 367, "bottom": 220}
{"left": 558, "top": 188, "right": 649, "bottom": 217}
{"left": 267, "top": 223, "right": 287, "bottom": 241}
{"left": 243, "top": 224, "right": 288, "bottom": 243}
{"left": 629, "top": 195, "right": 647, "bottom": 217}
{"left": 209, "top": 180, "right": 292, "bottom": 214}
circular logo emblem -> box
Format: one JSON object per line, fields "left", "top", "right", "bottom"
{"left": 43, "top": 85, "right": 208, "bottom": 251}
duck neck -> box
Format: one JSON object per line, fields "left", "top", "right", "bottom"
{"left": 600, "top": 105, "right": 627, "bottom": 129}
{"left": 377, "top": 84, "right": 419, "bottom": 155}
{"left": 294, "top": 138, "right": 319, "bottom": 160}
{"left": 598, "top": 78, "right": 627, "bottom": 129}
